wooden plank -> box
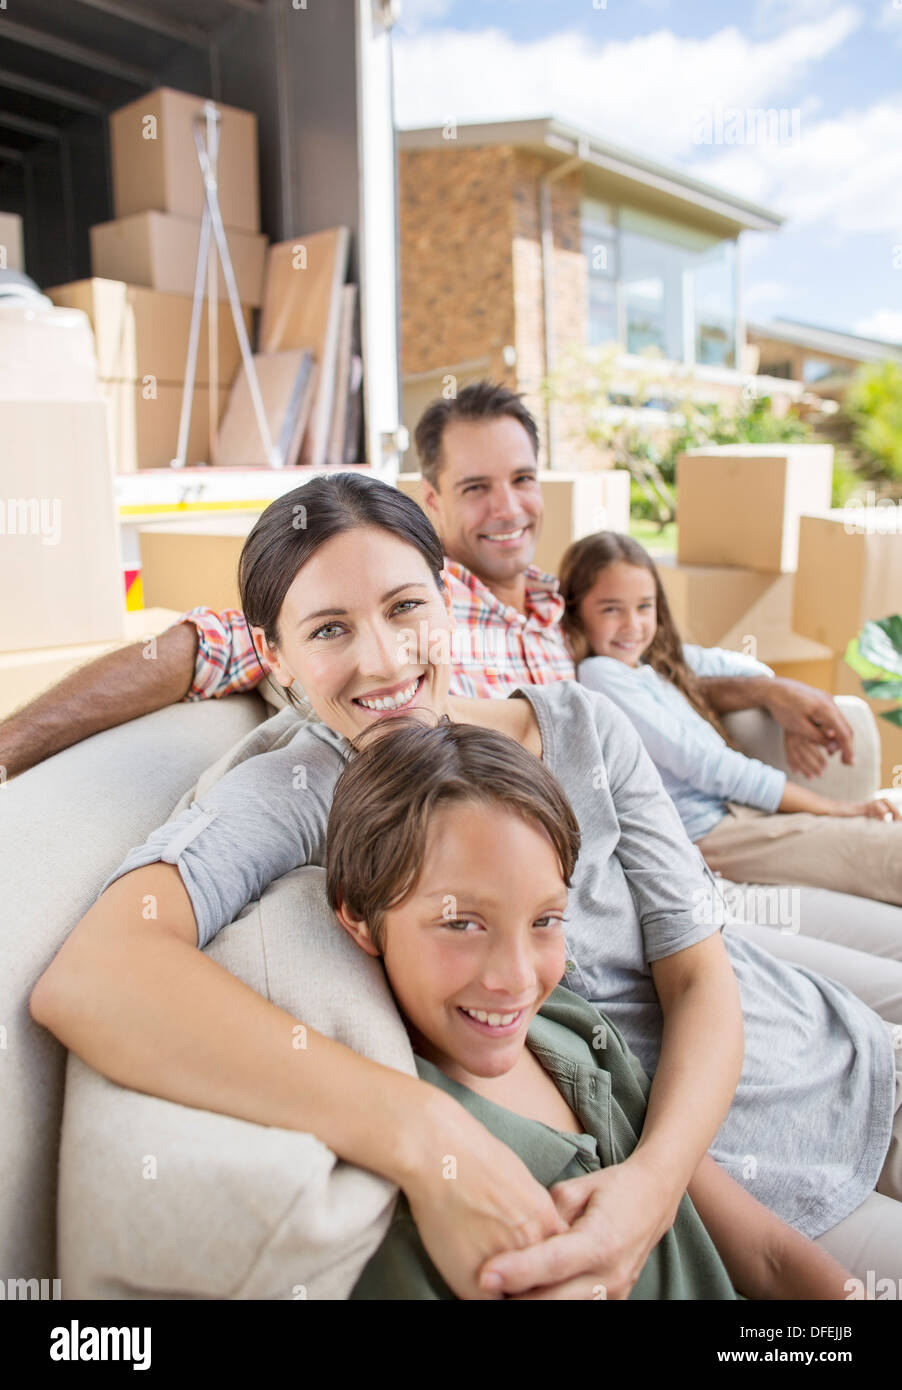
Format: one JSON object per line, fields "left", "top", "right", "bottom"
{"left": 326, "top": 284, "right": 357, "bottom": 466}
{"left": 258, "top": 227, "right": 351, "bottom": 469}
{"left": 212, "top": 350, "right": 314, "bottom": 467}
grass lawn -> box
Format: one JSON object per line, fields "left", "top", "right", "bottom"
{"left": 627, "top": 517, "right": 678, "bottom": 555}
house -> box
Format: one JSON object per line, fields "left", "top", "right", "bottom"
{"left": 748, "top": 317, "right": 902, "bottom": 401}
{"left": 398, "top": 116, "right": 797, "bottom": 468}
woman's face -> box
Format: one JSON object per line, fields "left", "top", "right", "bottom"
{"left": 577, "top": 560, "right": 657, "bottom": 667}
{"left": 254, "top": 525, "right": 456, "bottom": 743}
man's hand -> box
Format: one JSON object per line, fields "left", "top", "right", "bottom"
{"left": 477, "top": 1153, "right": 679, "bottom": 1300}
{"left": 763, "top": 679, "right": 855, "bottom": 764}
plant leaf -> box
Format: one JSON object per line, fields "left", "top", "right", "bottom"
{"left": 843, "top": 636, "right": 891, "bottom": 682}
{"left": 880, "top": 707, "right": 902, "bottom": 728}
{"left": 858, "top": 616, "right": 902, "bottom": 677}
{"left": 863, "top": 679, "right": 902, "bottom": 700}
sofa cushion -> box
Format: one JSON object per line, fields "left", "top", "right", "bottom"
{"left": 56, "top": 866, "right": 416, "bottom": 1299}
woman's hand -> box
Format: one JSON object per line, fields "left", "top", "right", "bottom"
{"left": 477, "top": 1151, "right": 680, "bottom": 1300}
{"left": 401, "top": 1097, "right": 570, "bottom": 1300}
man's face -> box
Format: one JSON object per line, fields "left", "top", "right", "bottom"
{"left": 375, "top": 801, "right": 568, "bottom": 1084}
{"left": 423, "top": 416, "right": 544, "bottom": 587}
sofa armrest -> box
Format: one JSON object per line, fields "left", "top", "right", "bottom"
{"left": 722, "top": 695, "right": 881, "bottom": 804}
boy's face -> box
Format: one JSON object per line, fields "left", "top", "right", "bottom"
{"left": 350, "top": 801, "right": 569, "bottom": 1081}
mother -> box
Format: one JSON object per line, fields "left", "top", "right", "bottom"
{"left": 31, "top": 473, "right": 901, "bottom": 1297}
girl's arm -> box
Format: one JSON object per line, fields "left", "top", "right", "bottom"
{"left": 688, "top": 1155, "right": 853, "bottom": 1300}
{"left": 778, "top": 780, "right": 902, "bottom": 821}
{"left": 578, "top": 657, "right": 786, "bottom": 814}
{"left": 30, "top": 862, "right": 568, "bottom": 1299}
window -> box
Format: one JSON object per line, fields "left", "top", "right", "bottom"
{"left": 582, "top": 198, "right": 618, "bottom": 346}
{"left": 582, "top": 201, "right": 737, "bottom": 368}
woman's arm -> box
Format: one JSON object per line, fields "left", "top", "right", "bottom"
{"left": 688, "top": 1155, "right": 852, "bottom": 1300}
{"left": 484, "top": 934, "right": 744, "bottom": 1301}
{"left": 30, "top": 863, "right": 568, "bottom": 1299}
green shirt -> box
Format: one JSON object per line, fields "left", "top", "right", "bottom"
{"left": 351, "top": 986, "right": 739, "bottom": 1301}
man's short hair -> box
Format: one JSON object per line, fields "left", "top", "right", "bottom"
{"left": 415, "top": 381, "right": 540, "bottom": 489}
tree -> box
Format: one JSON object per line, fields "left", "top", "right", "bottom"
{"left": 843, "top": 360, "right": 902, "bottom": 483}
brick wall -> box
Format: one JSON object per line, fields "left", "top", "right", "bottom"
{"left": 400, "top": 145, "right": 517, "bottom": 387}
{"left": 399, "top": 143, "right": 594, "bottom": 468}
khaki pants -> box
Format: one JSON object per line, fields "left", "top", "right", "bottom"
{"left": 697, "top": 804, "right": 902, "bottom": 908}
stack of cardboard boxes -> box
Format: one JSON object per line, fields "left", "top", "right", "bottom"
{"left": 664, "top": 445, "right": 902, "bottom": 787}
{"left": 48, "top": 88, "right": 264, "bottom": 471}
{"left": 662, "top": 445, "right": 835, "bottom": 687}
{"left": 794, "top": 509, "right": 902, "bottom": 787}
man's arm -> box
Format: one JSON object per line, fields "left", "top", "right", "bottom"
{"left": 700, "top": 674, "right": 856, "bottom": 773}
{"left": 0, "top": 622, "right": 198, "bottom": 780}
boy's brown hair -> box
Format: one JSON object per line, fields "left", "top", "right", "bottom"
{"left": 325, "top": 717, "right": 581, "bottom": 951}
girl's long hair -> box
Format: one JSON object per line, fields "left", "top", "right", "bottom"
{"left": 558, "top": 531, "right": 735, "bottom": 746}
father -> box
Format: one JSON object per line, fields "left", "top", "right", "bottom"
{"left": 0, "top": 380, "right": 854, "bottom": 778}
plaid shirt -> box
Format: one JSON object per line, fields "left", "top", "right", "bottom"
{"left": 179, "top": 559, "right": 575, "bottom": 703}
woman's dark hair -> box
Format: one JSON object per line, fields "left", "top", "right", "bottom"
{"left": 238, "top": 472, "right": 446, "bottom": 649}
{"left": 558, "top": 531, "right": 735, "bottom": 746}
{"left": 326, "top": 718, "right": 581, "bottom": 952}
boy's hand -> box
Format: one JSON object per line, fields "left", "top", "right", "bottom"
{"left": 478, "top": 1154, "right": 677, "bottom": 1300}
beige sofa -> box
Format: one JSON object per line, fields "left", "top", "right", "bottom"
{"left": 0, "top": 691, "right": 896, "bottom": 1298}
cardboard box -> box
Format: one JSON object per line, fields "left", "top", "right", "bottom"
{"left": 91, "top": 211, "right": 266, "bottom": 306}
{"left": 833, "top": 654, "right": 902, "bottom": 789}
{"left": 793, "top": 510, "right": 902, "bottom": 652}
{"left": 110, "top": 87, "right": 259, "bottom": 233}
{"left": 0, "top": 301, "right": 98, "bottom": 399}
{"left": 101, "top": 380, "right": 228, "bottom": 471}
{"left": 676, "top": 445, "right": 834, "bottom": 572}
{"left": 395, "top": 470, "right": 631, "bottom": 579}
{"left": 0, "top": 400, "right": 125, "bottom": 653}
{"left": 138, "top": 519, "right": 258, "bottom": 612}
{"left": 46, "top": 278, "right": 252, "bottom": 386}
{"left": 0, "top": 210, "right": 24, "bottom": 272}
{"left": 0, "top": 609, "right": 181, "bottom": 720}
{"left": 653, "top": 564, "right": 772, "bottom": 650}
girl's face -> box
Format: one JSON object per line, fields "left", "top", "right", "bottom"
{"left": 577, "top": 560, "right": 657, "bottom": 667}
{"left": 253, "top": 525, "right": 456, "bottom": 744}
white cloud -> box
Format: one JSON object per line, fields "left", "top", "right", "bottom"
{"left": 699, "top": 100, "right": 902, "bottom": 237}
{"left": 875, "top": 1, "right": 902, "bottom": 46}
{"left": 853, "top": 309, "right": 902, "bottom": 344}
{"left": 393, "top": 8, "right": 861, "bottom": 162}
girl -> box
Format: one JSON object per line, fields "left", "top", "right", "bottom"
{"left": 559, "top": 530, "right": 902, "bottom": 919}
{"left": 31, "top": 475, "right": 902, "bottom": 1296}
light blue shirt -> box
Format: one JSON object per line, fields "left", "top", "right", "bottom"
{"left": 577, "top": 644, "right": 787, "bottom": 842}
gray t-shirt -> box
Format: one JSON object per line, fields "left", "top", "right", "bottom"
{"left": 105, "top": 680, "right": 896, "bottom": 1239}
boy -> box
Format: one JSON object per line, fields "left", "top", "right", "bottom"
{"left": 325, "top": 718, "right": 852, "bottom": 1300}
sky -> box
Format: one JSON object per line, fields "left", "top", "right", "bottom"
{"left": 392, "top": 0, "right": 902, "bottom": 344}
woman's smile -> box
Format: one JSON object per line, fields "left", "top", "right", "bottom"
{"left": 352, "top": 672, "right": 427, "bottom": 714}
